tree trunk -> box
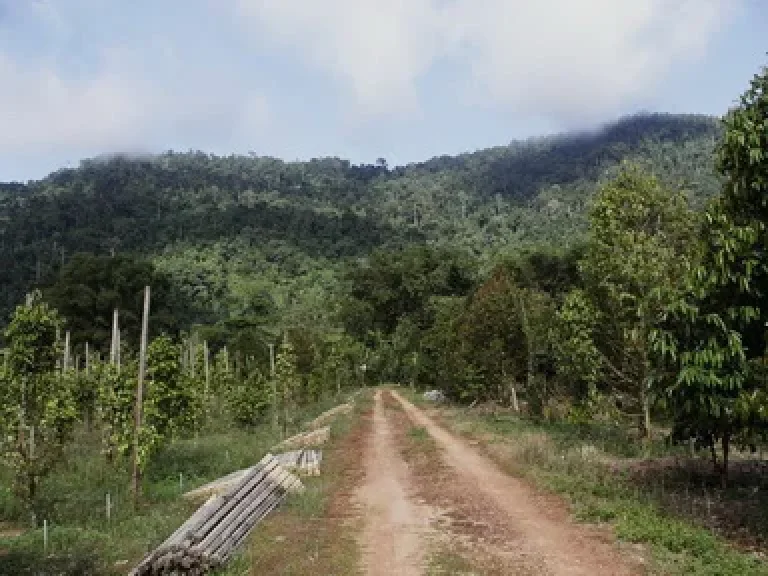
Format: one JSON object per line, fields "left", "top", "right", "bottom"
{"left": 132, "top": 286, "right": 150, "bottom": 508}
{"left": 28, "top": 473, "right": 37, "bottom": 520}
{"left": 510, "top": 384, "right": 519, "bottom": 413}
{"left": 721, "top": 433, "right": 730, "bottom": 489}
{"left": 642, "top": 388, "right": 651, "bottom": 441}
{"left": 519, "top": 294, "right": 535, "bottom": 413}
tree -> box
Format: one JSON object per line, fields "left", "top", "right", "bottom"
{"left": 95, "top": 360, "right": 137, "bottom": 464}
{"left": 274, "top": 334, "right": 300, "bottom": 437}
{"left": 577, "top": 164, "right": 696, "bottom": 437}
{"left": 0, "top": 293, "right": 77, "bottom": 517}
{"left": 651, "top": 63, "right": 768, "bottom": 485}
{"left": 455, "top": 266, "right": 527, "bottom": 403}
{"left": 43, "top": 254, "right": 190, "bottom": 350}
{"left": 147, "top": 336, "right": 203, "bottom": 440}
{"left": 552, "top": 289, "right": 602, "bottom": 408}
{"left": 226, "top": 370, "right": 270, "bottom": 429}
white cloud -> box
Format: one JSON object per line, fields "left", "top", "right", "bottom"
{"left": 238, "top": 0, "right": 462, "bottom": 117}
{"left": 0, "top": 3, "right": 271, "bottom": 157}
{"left": 0, "top": 51, "right": 147, "bottom": 153}
{"left": 238, "top": 0, "right": 733, "bottom": 125}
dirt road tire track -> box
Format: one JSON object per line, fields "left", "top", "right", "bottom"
{"left": 358, "top": 390, "right": 434, "bottom": 576}
{"left": 390, "top": 389, "right": 642, "bottom": 576}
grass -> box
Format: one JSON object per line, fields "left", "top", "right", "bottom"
{"left": 427, "top": 549, "right": 476, "bottom": 575}
{"left": 241, "top": 391, "right": 370, "bottom": 575}
{"left": 410, "top": 391, "right": 768, "bottom": 576}
{"left": 407, "top": 425, "right": 430, "bottom": 443}
{"left": 0, "top": 389, "right": 365, "bottom": 576}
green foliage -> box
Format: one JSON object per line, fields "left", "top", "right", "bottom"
{"left": 275, "top": 334, "right": 301, "bottom": 436}
{"left": 551, "top": 165, "right": 697, "bottom": 432}
{"left": 42, "top": 254, "right": 190, "bottom": 351}
{"left": 0, "top": 293, "right": 77, "bottom": 515}
{"left": 454, "top": 266, "right": 527, "bottom": 402}
{"left": 552, "top": 289, "right": 602, "bottom": 404}
{"left": 147, "top": 336, "right": 203, "bottom": 441}
{"left": 226, "top": 370, "right": 270, "bottom": 429}
{"left": 651, "top": 64, "right": 768, "bottom": 479}
{"left": 0, "top": 113, "right": 721, "bottom": 338}
{"left": 94, "top": 361, "right": 136, "bottom": 462}
{"left": 341, "top": 244, "right": 475, "bottom": 341}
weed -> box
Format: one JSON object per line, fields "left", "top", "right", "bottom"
{"left": 408, "top": 426, "right": 430, "bottom": 442}
{"left": 0, "top": 392, "right": 367, "bottom": 575}
{"left": 428, "top": 548, "right": 475, "bottom": 575}
{"left": 438, "top": 407, "right": 768, "bottom": 576}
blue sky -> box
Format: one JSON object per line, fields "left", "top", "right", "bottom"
{"left": 0, "top": 0, "right": 765, "bottom": 182}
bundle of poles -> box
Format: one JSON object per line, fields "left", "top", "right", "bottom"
{"left": 130, "top": 453, "right": 304, "bottom": 576}
{"left": 274, "top": 448, "right": 323, "bottom": 476}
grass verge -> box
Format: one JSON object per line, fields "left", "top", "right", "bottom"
{"left": 405, "top": 388, "right": 768, "bottom": 576}
{"left": 0, "top": 390, "right": 366, "bottom": 576}
{"left": 235, "top": 390, "right": 371, "bottom": 575}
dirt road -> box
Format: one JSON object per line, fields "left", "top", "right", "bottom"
{"left": 357, "top": 390, "right": 434, "bottom": 575}
{"left": 357, "top": 388, "right": 641, "bottom": 575}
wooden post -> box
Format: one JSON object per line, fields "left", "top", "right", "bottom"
{"left": 132, "top": 286, "right": 151, "bottom": 506}
{"left": 63, "top": 331, "right": 71, "bottom": 371}
{"left": 85, "top": 343, "right": 90, "bottom": 375}
{"left": 110, "top": 309, "right": 119, "bottom": 366}
{"left": 180, "top": 338, "right": 187, "bottom": 372}
{"left": 190, "top": 337, "right": 196, "bottom": 378}
{"left": 55, "top": 326, "right": 61, "bottom": 372}
{"left": 223, "top": 346, "right": 229, "bottom": 373}
{"left": 117, "top": 329, "right": 121, "bottom": 371}
{"left": 204, "top": 341, "right": 210, "bottom": 397}
{"left": 642, "top": 386, "right": 652, "bottom": 441}
{"left": 268, "top": 344, "right": 278, "bottom": 433}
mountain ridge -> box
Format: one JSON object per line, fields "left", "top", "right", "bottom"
{"left": 0, "top": 112, "right": 724, "bottom": 326}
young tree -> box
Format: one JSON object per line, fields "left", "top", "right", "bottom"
{"left": 147, "top": 336, "right": 203, "bottom": 440}
{"left": 551, "top": 289, "right": 602, "bottom": 409}
{"left": 95, "top": 360, "right": 137, "bottom": 463}
{"left": 651, "top": 63, "right": 768, "bottom": 484}
{"left": 0, "top": 293, "right": 77, "bottom": 516}
{"left": 578, "top": 165, "right": 696, "bottom": 437}
{"left": 274, "top": 334, "right": 300, "bottom": 437}
{"left": 456, "top": 266, "right": 527, "bottom": 403}
{"left": 227, "top": 370, "right": 271, "bottom": 428}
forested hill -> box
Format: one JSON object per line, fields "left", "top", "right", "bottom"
{"left": 0, "top": 112, "right": 722, "bottom": 328}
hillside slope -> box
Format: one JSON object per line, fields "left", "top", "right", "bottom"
{"left": 0, "top": 113, "right": 722, "bottom": 324}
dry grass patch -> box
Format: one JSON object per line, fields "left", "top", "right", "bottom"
{"left": 242, "top": 394, "right": 371, "bottom": 576}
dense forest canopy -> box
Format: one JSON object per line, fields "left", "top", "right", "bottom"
{"left": 0, "top": 112, "right": 721, "bottom": 334}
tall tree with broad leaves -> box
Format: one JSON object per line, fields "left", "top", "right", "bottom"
{"left": 577, "top": 164, "right": 696, "bottom": 438}
{"left": 651, "top": 63, "right": 768, "bottom": 486}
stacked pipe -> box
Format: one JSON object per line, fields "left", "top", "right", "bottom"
{"left": 274, "top": 425, "right": 330, "bottom": 451}
{"left": 130, "top": 453, "right": 303, "bottom": 576}
{"left": 274, "top": 449, "right": 323, "bottom": 476}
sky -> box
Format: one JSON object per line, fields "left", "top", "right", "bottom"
{"left": 0, "top": 0, "right": 765, "bottom": 182}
